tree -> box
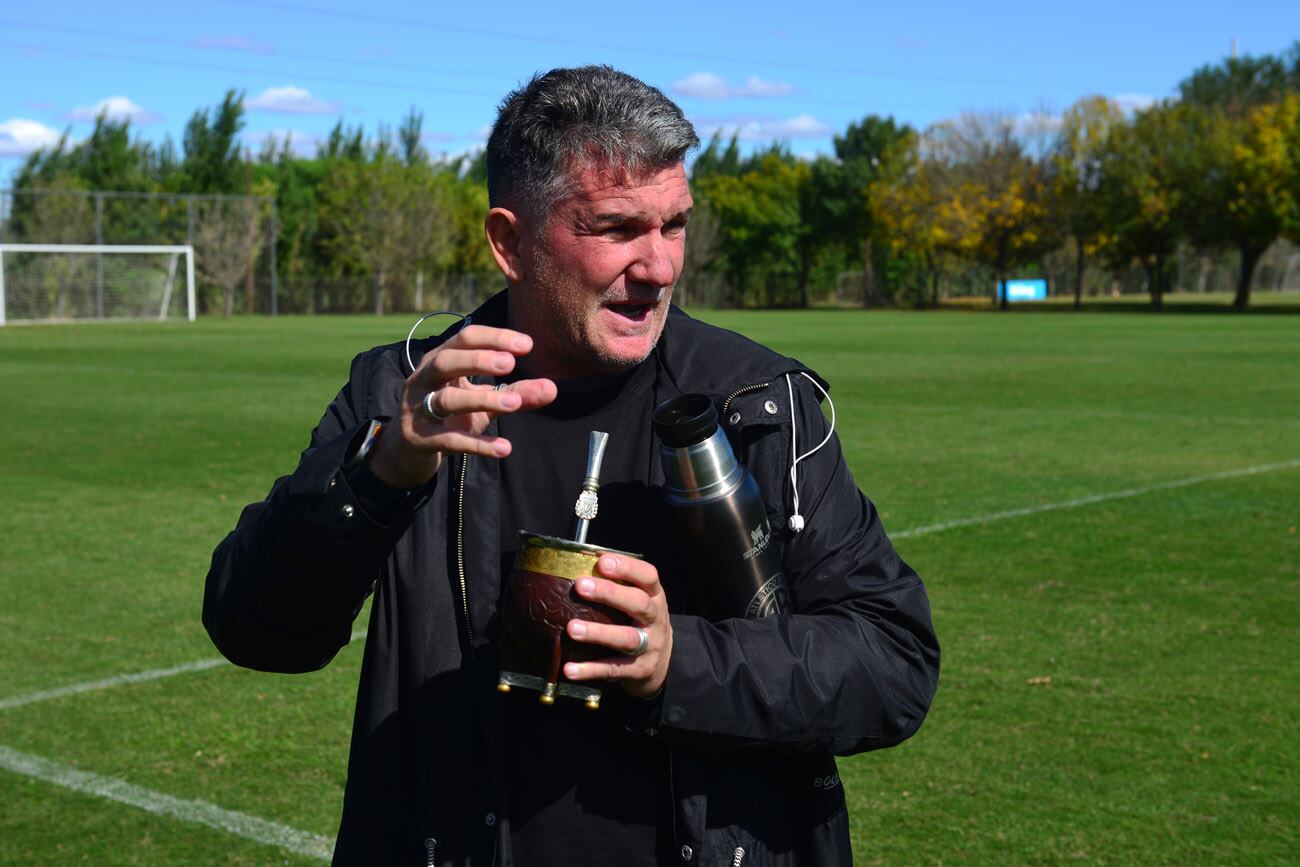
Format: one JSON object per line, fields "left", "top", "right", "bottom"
{"left": 869, "top": 129, "right": 962, "bottom": 306}
{"left": 319, "top": 155, "right": 452, "bottom": 315}
{"left": 692, "top": 153, "right": 802, "bottom": 306}
{"left": 8, "top": 174, "right": 96, "bottom": 318}
{"left": 179, "top": 90, "right": 246, "bottom": 194}
{"left": 1183, "top": 99, "right": 1298, "bottom": 309}
{"left": 14, "top": 114, "right": 164, "bottom": 195}
{"left": 320, "top": 122, "right": 366, "bottom": 161}
{"left": 398, "top": 107, "right": 429, "bottom": 167}
{"left": 1097, "top": 102, "right": 1197, "bottom": 310}
{"left": 193, "top": 196, "right": 264, "bottom": 316}
{"left": 678, "top": 201, "right": 722, "bottom": 307}
{"left": 793, "top": 158, "right": 838, "bottom": 307}
{"left": 833, "top": 116, "right": 913, "bottom": 304}
{"left": 1278, "top": 93, "right": 1300, "bottom": 245}
{"left": 922, "top": 113, "right": 1057, "bottom": 309}
{"left": 1052, "top": 96, "right": 1125, "bottom": 309}
{"left": 690, "top": 132, "right": 742, "bottom": 180}
{"left": 1179, "top": 52, "right": 1292, "bottom": 119}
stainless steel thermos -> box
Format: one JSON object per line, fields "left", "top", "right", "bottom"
{"left": 653, "top": 394, "right": 790, "bottom": 620}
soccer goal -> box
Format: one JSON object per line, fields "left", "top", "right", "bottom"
{"left": 0, "top": 244, "right": 196, "bottom": 326}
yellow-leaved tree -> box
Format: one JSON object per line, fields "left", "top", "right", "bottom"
{"left": 922, "top": 113, "right": 1058, "bottom": 309}
{"left": 1052, "top": 96, "right": 1125, "bottom": 309}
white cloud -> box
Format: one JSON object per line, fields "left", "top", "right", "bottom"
{"left": 246, "top": 86, "right": 340, "bottom": 116}
{"left": 675, "top": 73, "right": 731, "bottom": 100}
{"left": 471, "top": 124, "right": 493, "bottom": 142}
{"left": 673, "top": 73, "right": 796, "bottom": 101}
{"left": 66, "top": 96, "right": 161, "bottom": 124}
{"left": 0, "top": 118, "right": 64, "bottom": 156}
{"left": 742, "top": 77, "right": 796, "bottom": 98}
{"left": 192, "top": 35, "right": 274, "bottom": 54}
{"left": 693, "top": 113, "right": 831, "bottom": 141}
{"left": 1112, "top": 93, "right": 1155, "bottom": 114}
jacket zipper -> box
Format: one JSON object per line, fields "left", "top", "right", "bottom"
{"left": 424, "top": 836, "right": 436, "bottom": 867}
{"left": 732, "top": 846, "right": 745, "bottom": 865}
{"left": 456, "top": 455, "right": 474, "bottom": 655}
{"left": 720, "top": 382, "right": 770, "bottom": 418}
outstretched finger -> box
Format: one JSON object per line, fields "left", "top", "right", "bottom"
{"left": 416, "top": 347, "right": 518, "bottom": 387}
{"left": 426, "top": 384, "right": 524, "bottom": 418}
{"left": 420, "top": 428, "right": 512, "bottom": 459}
{"left": 441, "top": 324, "right": 533, "bottom": 355}
{"left": 499, "top": 377, "right": 558, "bottom": 412}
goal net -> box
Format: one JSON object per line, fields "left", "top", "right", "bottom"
{"left": 0, "top": 244, "right": 196, "bottom": 325}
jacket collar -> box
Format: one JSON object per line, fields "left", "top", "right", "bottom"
{"left": 447, "top": 289, "right": 825, "bottom": 401}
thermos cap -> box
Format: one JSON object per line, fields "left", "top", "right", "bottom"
{"left": 653, "top": 394, "right": 719, "bottom": 447}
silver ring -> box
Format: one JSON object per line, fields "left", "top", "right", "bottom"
{"left": 630, "top": 627, "right": 650, "bottom": 657}
{"left": 422, "top": 390, "right": 451, "bottom": 421}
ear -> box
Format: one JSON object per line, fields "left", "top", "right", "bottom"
{"left": 485, "top": 207, "right": 527, "bottom": 284}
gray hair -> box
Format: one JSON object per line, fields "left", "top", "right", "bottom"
{"left": 486, "top": 65, "right": 700, "bottom": 223}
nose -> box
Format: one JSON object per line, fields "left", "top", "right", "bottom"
{"left": 628, "top": 229, "right": 679, "bottom": 290}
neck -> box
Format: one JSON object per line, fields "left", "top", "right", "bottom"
{"left": 506, "top": 289, "right": 612, "bottom": 382}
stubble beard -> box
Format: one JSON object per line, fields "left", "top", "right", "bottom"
{"left": 526, "top": 250, "right": 671, "bottom": 378}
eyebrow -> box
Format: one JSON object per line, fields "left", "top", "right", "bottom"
{"left": 589, "top": 207, "right": 693, "bottom": 227}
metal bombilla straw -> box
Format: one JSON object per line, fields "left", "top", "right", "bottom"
{"left": 573, "top": 431, "right": 609, "bottom": 544}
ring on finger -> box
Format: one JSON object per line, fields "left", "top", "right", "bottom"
{"left": 630, "top": 627, "right": 650, "bottom": 657}
{"left": 422, "top": 390, "right": 452, "bottom": 421}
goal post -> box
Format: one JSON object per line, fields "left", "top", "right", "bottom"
{"left": 0, "top": 244, "right": 196, "bottom": 326}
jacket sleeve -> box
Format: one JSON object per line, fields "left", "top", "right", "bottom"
{"left": 202, "top": 349, "right": 431, "bottom": 673}
{"left": 655, "top": 374, "right": 940, "bottom": 756}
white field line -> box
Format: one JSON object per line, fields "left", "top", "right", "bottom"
{"left": 892, "top": 458, "right": 1300, "bottom": 540}
{"left": 0, "top": 658, "right": 228, "bottom": 712}
{"left": 0, "top": 630, "right": 367, "bottom": 714}
{"left": 0, "top": 744, "right": 332, "bottom": 861}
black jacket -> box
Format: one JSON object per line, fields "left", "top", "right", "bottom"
{"left": 204, "top": 292, "right": 940, "bottom": 866}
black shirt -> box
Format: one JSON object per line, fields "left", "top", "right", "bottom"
{"left": 496, "top": 357, "right": 669, "bottom": 867}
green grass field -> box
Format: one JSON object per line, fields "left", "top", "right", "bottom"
{"left": 1, "top": 304, "right": 1297, "bottom": 865}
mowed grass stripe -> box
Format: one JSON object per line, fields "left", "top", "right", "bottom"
{"left": 0, "top": 460, "right": 1292, "bottom": 861}
{"left": 2, "top": 456, "right": 1294, "bottom": 710}
{"left": 0, "top": 745, "right": 332, "bottom": 861}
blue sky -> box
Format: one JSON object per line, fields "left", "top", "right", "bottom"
{"left": 2, "top": 0, "right": 1297, "bottom": 183}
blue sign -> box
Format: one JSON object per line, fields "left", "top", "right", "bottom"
{"left": 998, "top": 279, "right": 1048, "bottom": 301}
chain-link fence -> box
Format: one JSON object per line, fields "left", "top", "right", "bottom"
{"left": 0, "top": 188, "right": 279, "bottom": 315}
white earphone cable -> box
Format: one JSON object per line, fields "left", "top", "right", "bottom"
{"left": 785, "top": 371, "right": 836, "bottom": 533}
{"left": 404, "top": 310, "right": 471, "bottom": 374}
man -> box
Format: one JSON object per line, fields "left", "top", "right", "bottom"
{"left": 205, "top": 66, "right": 939, "bottom": 866}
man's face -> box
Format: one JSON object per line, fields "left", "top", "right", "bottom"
{"left": 514, "top": 163, "right": 692, "bottom": 379}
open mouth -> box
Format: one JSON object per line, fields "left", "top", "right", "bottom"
{"left": 604, "top": 302, "right": 654, "bottom": 323}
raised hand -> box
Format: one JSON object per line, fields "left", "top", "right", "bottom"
{"left": 368, "top": 325, "right": 558, "bottom": 488}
